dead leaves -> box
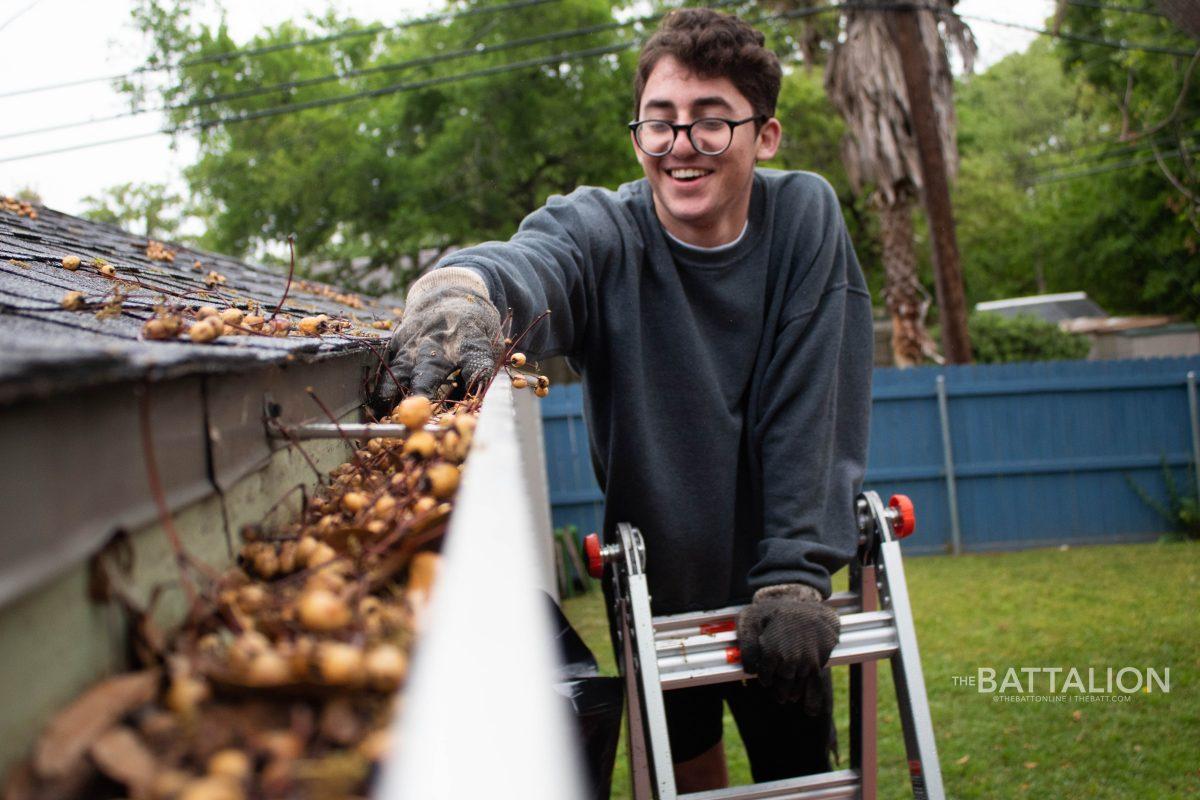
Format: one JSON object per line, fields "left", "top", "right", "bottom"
{"left": 146, "top": 240, "right": 176, "bottom": 262}
{"left": 1, "top": 196, "right": 37, "bottom": 220}
{"left": 9, "top": 399, "right": 477, "bottom": 800}
{"left": 94, "top": 289, "right": 126, "bottom": 320}
{"left": 296, "top": 279, "right": 363, "bottom": 310}
{"left": 89, "top": 726, "right": 158, "bottom": 796}
{"left": 32, "top": 669, "right": 159, "bottom": 780}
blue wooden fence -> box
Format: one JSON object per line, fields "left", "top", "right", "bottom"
{"left": 539, "top": 356, "right": 1200, "bottom": 554}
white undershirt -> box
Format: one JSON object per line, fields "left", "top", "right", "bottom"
{"left": 664, "top": 219, "right": 749, "bottom": 253}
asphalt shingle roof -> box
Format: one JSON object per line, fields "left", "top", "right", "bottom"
{"left": 0, "top": 200, "right": 398, "bottom": 405}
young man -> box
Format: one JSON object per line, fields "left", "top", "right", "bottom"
{"left": 380, "top": 8, "right": 873, "bottom": 791}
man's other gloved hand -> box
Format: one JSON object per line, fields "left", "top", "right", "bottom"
{"left": 737, "top": 583, "right": 841, "bottom": 713}
{"left": 375, "top": 267, "right": 501, "bottom": 407}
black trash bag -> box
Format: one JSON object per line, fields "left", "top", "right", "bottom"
{"left": 545, "top": 593, "right": 623, "bottom": 800}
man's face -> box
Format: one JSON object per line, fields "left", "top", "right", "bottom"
{"left": 633, "top": 55, "right": 781, "bottom": 246}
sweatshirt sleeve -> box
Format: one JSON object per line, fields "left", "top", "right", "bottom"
{"left": 746, "top": 185, "right": 874, "bottom": 599}
{"left": 435, "top": 186, "right": 628, "bottom": 362}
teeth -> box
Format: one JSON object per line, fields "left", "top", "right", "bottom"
{"left": 670, "top": 168, "right": 709, "bottom": 179}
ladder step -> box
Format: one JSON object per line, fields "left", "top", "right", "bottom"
{"left": 658, "top": 611, "right": 898, "bottom": 691}
{"left": 680, "top": 769, "right": 860, "bottom": 800}
{"left": 652, "top": 593, "right": 863, "bottom": 640}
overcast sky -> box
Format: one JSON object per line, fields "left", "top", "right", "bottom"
{"left": 0, "top": 0, "right": 1052, "bottom": 216}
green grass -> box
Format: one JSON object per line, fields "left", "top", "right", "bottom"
{"left": 561, "top": 541, "right": 1200, "bottom": 799}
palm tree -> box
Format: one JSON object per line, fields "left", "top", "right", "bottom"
{"left": 819, "top": 1, "right": 976, "bottom": 365}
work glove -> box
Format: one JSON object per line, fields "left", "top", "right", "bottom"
{"left": 737, "top": 583, "right": 840, "bottom": 713}
{"left": 374, "top": 267, "right": 502, "bottom": 406}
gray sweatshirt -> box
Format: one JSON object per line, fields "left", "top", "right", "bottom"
{"left": 442, "top": 168, "right": 873, "bottom": 614}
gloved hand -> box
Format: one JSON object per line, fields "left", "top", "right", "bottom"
{"left": 737, "top": 583, "right": 841, "bottom": 712}
{"left": 374, "top": 267, "right": 502, "bottom": 405}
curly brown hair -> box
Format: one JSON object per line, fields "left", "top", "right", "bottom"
{"left": 633, "top": 8, "right": 782, "bottom": 120}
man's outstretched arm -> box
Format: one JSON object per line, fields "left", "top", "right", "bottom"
{"left": 376, "top": 187, "right": 624, "bottom": 403}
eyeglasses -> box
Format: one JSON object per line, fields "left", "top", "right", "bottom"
{"left": 628, "top": 115, "right": 767, "bottom": 157}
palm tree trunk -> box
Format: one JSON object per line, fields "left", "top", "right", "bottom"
{"left": 876, "top": 190, "right": 940, "bottom": 367}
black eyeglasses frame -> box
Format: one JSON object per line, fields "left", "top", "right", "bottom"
{"left": 627, "top": 114, "right": 768, "bottom": 157}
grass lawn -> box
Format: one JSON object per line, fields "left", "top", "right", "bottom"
{"left": 561, "top": 540, "right": 1200, "bottom": 799}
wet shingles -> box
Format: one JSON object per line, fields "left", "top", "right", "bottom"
{"left": 0, "top": 203, "right": 398, "bottom": 405}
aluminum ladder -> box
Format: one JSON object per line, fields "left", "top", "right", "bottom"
{"left": 584, "top": 491, "right": 943, "bottom": 800}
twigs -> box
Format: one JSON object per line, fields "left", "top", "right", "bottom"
{"left": 265, "top": 418, "right": 328, "bottom": 485}
{"left": 267, "top": 234, "right": 297, "bottom": 324}
{"left": 358, "top": 337, "right": 402, "bottom": 419}
{"left": 1126, "top": 46, "right": 1200, "bottom": 142}
{"left": 304, "top": 385, "right": 370, "bottom": 474}
{"left": 136, "top": 384, "right": 220, "bottom": 610}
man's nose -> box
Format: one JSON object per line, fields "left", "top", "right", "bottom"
{"left": 672, "top": 125, "right": 699, "bottom": 158}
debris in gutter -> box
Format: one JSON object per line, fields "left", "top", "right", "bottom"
{"left": 4, "top": 332, "right": 554, "bottom": 798}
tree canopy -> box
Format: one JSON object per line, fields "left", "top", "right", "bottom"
{"left": 118, "top": 0, "right": 1200, "bottom": 328}
{"left": 952, "top": 7, "right": 1200, "bottom": 321}
{"left": 127, "top": 0, "right": 639, "bottom": 288}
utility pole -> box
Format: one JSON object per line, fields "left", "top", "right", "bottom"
{"left": 886, "top": 6, "right": 973, "bottom": 364}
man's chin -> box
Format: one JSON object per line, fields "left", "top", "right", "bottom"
{"left": 653, "top": 195, "right": 714, "bottom": 229}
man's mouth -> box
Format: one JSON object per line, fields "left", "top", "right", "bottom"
{"left": 666, "top": 167, "right": 713, "bottom": 183}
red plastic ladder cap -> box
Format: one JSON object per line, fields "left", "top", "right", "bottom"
{"left": 889, "top": 494, "right": 917, "bottom": 538}
{"left": 584, "top": 532, "right": 604, "bottom": 578}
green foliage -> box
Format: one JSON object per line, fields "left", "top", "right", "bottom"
{"left": 80, "top": 182, "right": 188, "bottom": 240}
{"left": 768, "top": 66, "right": 884, "bottom": 296}
{"left": 125, "top": 0, "right": 638, "bottom": 292}
{"left": 12, "top": 185, "right": 43, "bottom": 204}
{"left": 953, "top": 20, "right": 1200, "bottom": 323}
{"left": 967, "top": 311, "right": 1090, "bottom": 364}
{"left": 1127, "top": 460, "right": 1200, "bottom": 542}
{"left": 553, "top": 525, "right": 591, "bottom": 598}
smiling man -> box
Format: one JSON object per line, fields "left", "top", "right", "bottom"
{"left": 379, "top": 8, "right": 873, "bottom": 792}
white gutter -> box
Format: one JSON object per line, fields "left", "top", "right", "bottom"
{"left": 377, "top": 373, "right": 583, "bottom": 799}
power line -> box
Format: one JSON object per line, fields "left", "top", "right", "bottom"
{"left": 6, "top": 0, "right": 1189, "bottom": 108}
{"left": 0, "top": 14, "right": 643, "bottom": 141}
{"left": 1065, "top": 0, "right": 1167, "bottom": 17}
{"left": 7, "top": 2, "right": 1192, "bottom": 162}
{"left": 0, "top": 0, "right": 44, "bottom": 34}
{"left": 1030, "top": 145, "right": 1195, "bottom": 183}
{"left": 0, "top": 0, "right": 785, "bottom": 147}
{"left": 1032, "top": 130, "right": 1200, "bottom": 174}
{"left": 0, "top": 0, "right": 562, "bottom": 100}
{"left": 1021, "top": 122, "right": 1200, "bottom": 163}
{"left": 1, "top": 0, "right": 773, "bottom": 142}
{"left": 959, "top": 11, "right": 1197, "bottom": 58}
{"left": 0, "top": 41, "right": 635, "bottom": 165}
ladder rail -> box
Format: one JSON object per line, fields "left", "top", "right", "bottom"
{"left": 606, "top": 491, "right": 943, "bottom": 800}
{"left": 876, "top": 537, "right": 944, "bottom": 800}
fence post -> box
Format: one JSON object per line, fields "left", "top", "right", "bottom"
{"left": 1188, "top": 372, "right": 1200, "bottom": 504}
{"left": 936, "top": 375, "right": 963, "bottom": 555}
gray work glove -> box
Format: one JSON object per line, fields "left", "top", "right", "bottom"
{"left": 375, "top": 267, "right": 502, "bottom": 404}
{"left": 737, "top": 584, "right": 841, "bottom": 712}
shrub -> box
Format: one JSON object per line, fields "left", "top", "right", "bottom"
{"left": 1127, "top": 460, "right": 1200, "bottom": 542}
{"left": 968, "top": 311, "right": 1091, "bottom": 363}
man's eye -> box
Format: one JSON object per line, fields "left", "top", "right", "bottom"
{"left": 696, "top": 119, "right": 727, "bottom": 132}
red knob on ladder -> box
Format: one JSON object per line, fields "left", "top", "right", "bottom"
{"left": 888, "top": 494, "right": 916, "bottom": 538}
{"left": 584, "top": 532, "right": 605, "bottom": 578}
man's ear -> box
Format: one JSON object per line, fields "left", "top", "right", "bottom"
{"left": 756, "top": 117, "right": 782, "bottom": 161}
